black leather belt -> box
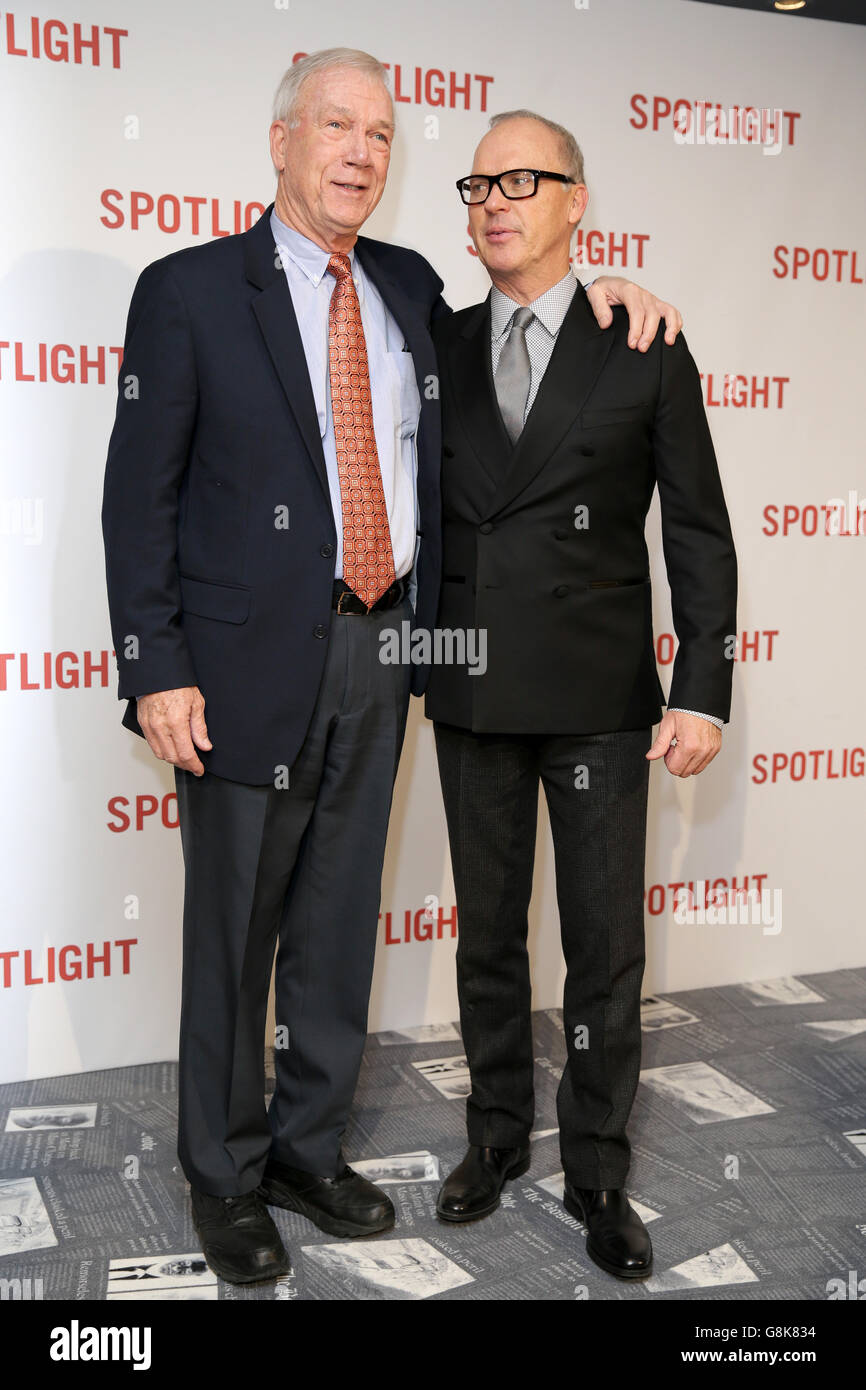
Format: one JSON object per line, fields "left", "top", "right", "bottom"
{"left": 332, "top": 576, "right": 409, "bottom": 614}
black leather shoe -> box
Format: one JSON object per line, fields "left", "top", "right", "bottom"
{"left": 190, "top": 1187, "right": 290, "bottom": 1284}
{"left": 257, "top": 1157, "right": 395, "bottom": 1237}
{"left": 436, "top": 1144, "right": 531, "bottom": 1223}
{"left": 563, "top": 1183, "right": 653, "bottom": 1279}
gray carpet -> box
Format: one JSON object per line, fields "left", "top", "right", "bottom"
{"left": 1, "top": 967, "right": 865, "bottom": 1301}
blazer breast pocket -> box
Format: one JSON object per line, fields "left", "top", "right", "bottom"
{"left": 579, "top": 401, "right": 652, "bottom": 429}
{"left": 179, "top": 574, "right": 251, "bottom": 624}
{"left": 588, "top": 575, "right": 650, "bottom": 590}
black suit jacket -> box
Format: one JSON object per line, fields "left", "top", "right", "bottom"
{"left": 424, "top": 282, "right": 737, "bottom": 734}
{"left": 102, "top": 203, "right": 447, "bottom": 783}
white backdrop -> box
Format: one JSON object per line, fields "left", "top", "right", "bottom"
{"left": 1, "top": 0, "right": 864, "bottom": 1083}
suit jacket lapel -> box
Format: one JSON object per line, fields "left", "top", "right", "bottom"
{"left": 243, "top": 204, "right": 330, "bottom": 505}
{"left": 486, "top": 280, "right": 616, "bottom": 518}
{"left": 447, "top": 297, "right": 513, "bottom": 519}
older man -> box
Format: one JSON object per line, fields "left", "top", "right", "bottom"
{"left": 102, "top": 49, "right": 680, "bottom": 1285}
{"left": 426, "top": 112, "right": 737, "bottom": 1279}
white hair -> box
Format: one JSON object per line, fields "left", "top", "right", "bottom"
{"left": 272, "top": 48, "right": 391, "bottom": 127}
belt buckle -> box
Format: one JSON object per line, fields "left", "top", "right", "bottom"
{"left": 337, "top": 589, "right": 366, "bottom": 615}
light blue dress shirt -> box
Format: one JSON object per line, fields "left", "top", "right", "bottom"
{"left": 270, "top": 209, "right": 421, "bottom": 591}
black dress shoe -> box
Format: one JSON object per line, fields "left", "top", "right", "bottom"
{"left": 190, "top": 1187, "right": 290, "bottom": 1285}
{"left": 257, "top": 1157, "right": 395, "bottom": 1237}
{"left": 563, "top": 1183, "right": 653, "bottom": 1279}
{"left": 436, "top": 1144, "right": 531, "bottom": 1223}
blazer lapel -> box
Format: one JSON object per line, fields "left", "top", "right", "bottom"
{"left": 486, "top": 280, "right": 615, "bottom": 518}
{"left": 447, "top": 297, "right": 514, "bottom": 518}
{"left": 243, "top": 204, "right": 330, "bottom": 505}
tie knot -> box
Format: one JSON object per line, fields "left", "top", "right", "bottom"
{"left": 510, "top": 306, "right": 534, "bottom": 334}
{"left": 328, "top": 252, "right": 353, "bottom": 281}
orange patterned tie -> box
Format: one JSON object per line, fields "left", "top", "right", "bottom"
{"left": 327, "top": 252, "right": 396, "bottom": 609}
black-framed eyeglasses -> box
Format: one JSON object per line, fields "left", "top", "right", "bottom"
{"left": 456, "top": 169, "right": 574, "bottom": 205}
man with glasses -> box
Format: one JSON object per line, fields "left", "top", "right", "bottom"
{"left": 427, "top": 111, "right": 737, "bottom": 1280}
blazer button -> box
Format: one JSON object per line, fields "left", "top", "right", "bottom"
{"left": 479, "top": 522, "right": 494, "bottom": 534}
{"left": 444, "top": 445, "right": 455, "bottom": 457}
{"left": 313, "top": 624, "right": 327, "bottom": 639}
{"left": 553, "top": 529, "right": 569, "bottom": 541}
{"left": 580, "top": 446, "right": 595, "bottom": 457}
{"left": 320, "top": 543, "right": 335, "bottom": 558}
{"left": 554, "top": 585, "right": 569, "bottom": 597}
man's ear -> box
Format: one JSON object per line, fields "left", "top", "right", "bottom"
{"left": 568, "top": 183, "right": 588, "bottom": 228}
{"left": 269, "top": 119, "right": 287, "bottom": 173}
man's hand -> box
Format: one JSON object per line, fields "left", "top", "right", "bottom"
{"left": 646, "top": 710, "right": 721, "bottom": 778}
{"left": 136, "top": 685, "right": 212, "bottom": 776}
{"left": 585, "top": 276, "right": 683, "bottom": 351}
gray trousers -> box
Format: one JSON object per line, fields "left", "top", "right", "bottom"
{"left": 174, "top": 598, "right": 412, "bottom": 1195}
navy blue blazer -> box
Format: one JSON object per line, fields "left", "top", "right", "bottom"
{"left": 102, "top": 202, "right": 448, "bottom": 783}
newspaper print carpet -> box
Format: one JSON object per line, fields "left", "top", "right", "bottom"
{"left": 1, "top": 967, "right": 865, "bottom": 1301}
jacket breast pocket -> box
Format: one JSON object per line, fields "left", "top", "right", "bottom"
{"left": 179, "top": 574, "right": 251, "bottom": 624}
{"left": 588, "top": 575, "right": 650, "bottom": 590}
{"left": 579, "top": 401, "right": 652, "bottom": 429}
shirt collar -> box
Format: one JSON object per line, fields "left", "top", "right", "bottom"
{"left": 270, "top": 208, "right": 362, "bottom": 298}
{"left": 490, "top": 270, "right": 578, "bottom": 341}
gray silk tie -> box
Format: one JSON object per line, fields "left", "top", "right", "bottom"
{"left": 495, "top": 306, "right": 534, "bottom": 444}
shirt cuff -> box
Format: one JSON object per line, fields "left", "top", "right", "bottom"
{"left": 668, "top": 707, "right": 725, "bottom": 730}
